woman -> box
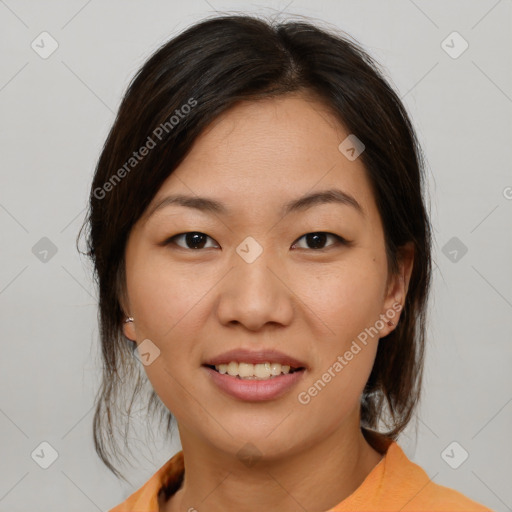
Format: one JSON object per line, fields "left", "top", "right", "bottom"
{"left": 79, "top": 14, "right": 493, "bottom": 512}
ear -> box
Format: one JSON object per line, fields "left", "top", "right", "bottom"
{"left": 380, "top": 241, "right": 415, "bottom": 337}
{"left": 119, "top": 292, "right": 136, "bottom": 341}
{"left": 123, "top": 318, "right": 137, "bottom": 341}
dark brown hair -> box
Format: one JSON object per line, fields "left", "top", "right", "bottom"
{"left": 78, "top": 13, "right": 432, "bottom": 480}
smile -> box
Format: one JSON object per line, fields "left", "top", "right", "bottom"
{"left": 203, "top": 363, "right": 306, "bottom": 401}
{"left": 208, "top": 361, "right": 304, "bottom": 379}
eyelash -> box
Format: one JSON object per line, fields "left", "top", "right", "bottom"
{"left": 163, "top": 231, "right": 351, "bottom": 251}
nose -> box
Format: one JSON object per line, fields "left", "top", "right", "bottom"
{"left": 216, "top": 250, "right": 295, "bottom": 332}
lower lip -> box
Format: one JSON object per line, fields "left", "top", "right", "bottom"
{"left": 202, "top": 366, "right": 306, "bottom": 401}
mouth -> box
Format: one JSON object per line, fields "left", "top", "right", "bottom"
{"left": 202, "top": 361, "right": 307, "bottom": 401}
{"left": 202, "top": 349, "right": 308, "bottom": 400}
{"left": 203, "top": 362, "right": 306, "bottom": 380}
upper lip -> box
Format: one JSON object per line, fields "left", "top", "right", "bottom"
{"left": 203, "top": 348, "right": 307, "bottom": 369}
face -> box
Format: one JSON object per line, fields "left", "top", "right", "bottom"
{"left": 122, "top": 93, "right": 411, "bottom": 460}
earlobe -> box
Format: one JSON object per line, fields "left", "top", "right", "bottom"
{"left": 123, "top": 316, "right": 136, "bottom": 341}
{"left": 119, "top": 290, "right": 136, "bottom": 340}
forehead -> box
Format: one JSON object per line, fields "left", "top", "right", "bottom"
{"left": 182, "top": 93, "right": 348, "bottom": 175}
{"left": 145, "top": 94, "right": 380, "bottom": 227}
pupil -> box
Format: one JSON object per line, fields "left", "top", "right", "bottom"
{"left": 307, "top": 232, "right": 326, "bottom": 249}
{"left": 187, "top": 232, "right": 206, "bottom": 249}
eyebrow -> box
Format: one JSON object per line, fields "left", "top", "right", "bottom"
{"left": 145, "top": 188, "right": 365, "bottom": 220}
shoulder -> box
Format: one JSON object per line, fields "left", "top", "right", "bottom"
{"left": 412, "top": 480, "right": 493, "bottom": 512}
{"left": 384, "top": 441, "right": 493, "bottom": 511}
{"left": 108, "top": 451, "right": 184, "bottom": 512}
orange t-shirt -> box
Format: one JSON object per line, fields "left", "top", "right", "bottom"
{"left": 108, "top": 441, "right": 493, "bottom": 512}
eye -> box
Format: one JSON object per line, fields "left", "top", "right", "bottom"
{"left": 167, "top": 232, "right": 219, "bottom": 250}
{"left": 291, "top": 232, "right": 348, "bottom": 250}
{"left": 164, "top": 231, "right": 349, "bottom": 251}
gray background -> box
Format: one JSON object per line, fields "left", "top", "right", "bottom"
{"left": 1, "top": 0, "right": 511, "bottom": 511}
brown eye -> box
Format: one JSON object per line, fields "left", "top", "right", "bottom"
{"left": 168, "top": 232, "right": 219, "bottom": 250}
{"left": 291, "top": 232, "right": 347, "bottom": 250}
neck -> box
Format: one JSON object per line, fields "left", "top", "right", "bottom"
{"left": 162, "top": 418, "right": 386, "bottom": 512}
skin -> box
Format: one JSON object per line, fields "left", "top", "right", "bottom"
{"left": 121, "top": 92, "right": 414, "bottom": 512}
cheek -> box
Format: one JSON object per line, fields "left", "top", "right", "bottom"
{"left": 293, "top": 254, "right": 386, "bottom": 343}
{"left": 295, "top": 262, "right": 382, "bottom": 420}
{"left": 125, "top": 256, "right": 213, "bottom": 423}
{"left": 126, "top": 254, "right": 212, "bottom": 343}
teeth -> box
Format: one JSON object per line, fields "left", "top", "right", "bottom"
{"left": 215, "top": 361, "right": 294, "bottom": 379}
